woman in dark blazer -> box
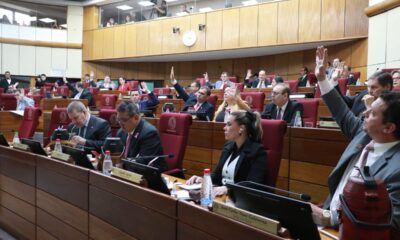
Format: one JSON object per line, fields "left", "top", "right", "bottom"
{"left": 187, "top": 110, "right": 266, "bottom": 196}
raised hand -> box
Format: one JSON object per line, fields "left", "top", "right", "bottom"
{"left": 315, "top": 46, "right": 328, "bottom": 81}
{"left": 246, "top": 69, "right": 252, "bottom": 79}
{"left": 141, "top": 81, "right": 148, "bottom": 93}
{"left": 204, "top": 72, "right": 209, "bottom": 82}
{"left": 170, "top": 66, "right": 175, "bottom": 82}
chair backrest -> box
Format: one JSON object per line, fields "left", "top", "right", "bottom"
{"left": 57, "top": 86, "right": 70, "bottom": 97}
{"left": 40, "top": 86, "right": 52, "bottom": 97}
{"left": 44, "top": 108, "right": 71, "bottom": 146}
{"left": 18, "top": 107, "right": 42, "bottom": 139}
{"left": 240, "top": 92, "right": 265, "bottom": 112}
{"left": 337, "top": 78, "right": 347, "bottom": 95}
{"left": 100, "top": 94, "right": 118, "bottom": 109}
{"left": 0, "top": 88, "right": 4, "bottom": 94}
{"left": 232, "top": 82, "right": 244, "bottom": 92}
{"left": 88, "top": 87, "right": 100, "bottom": 106}
{"left": 127, "top": 80, "right": 139, "bottom": 91}
{"left": 228, "top": 76, "right": 238, "bottom": 83}
{"left": 284, "top": 80, "right": 299, "bottom": 93}
{"left": 196, "top": 78, "right": 207, "bottom": 86}
{"left": 261, "top": 119, "right": 287, "bottom": 187}
{"left": 351, "top": 71, "right": 360, "bottom": 81}
{"left": 30, "top": 95, "right": 43, "bottom": 107}
{"left": 295, "top": 99, "right": 319, "bottom": 127}
{"left": 0, "top": 93, "right": 17, "bottom": 110}
{"left": 307, "top": 73, "right": 318, "bottom": 85}
{"left": 159, "top": 113, "right": 192, "bottom": 172}
{"left": 99, "top": 109, "right": 120, "bottom": 137}
{"left": 153, "top": 88, "right": 171, "bottom": 96}
{"left": 207, "top": 94, "right": 218, "bottom": 107}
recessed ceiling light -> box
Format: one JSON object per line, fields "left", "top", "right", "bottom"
{"left": 39, "top": 18, "right": 55, "bottom": 23}
{"left": 116, "top": 5, "right": 133, "bottom": 10}
{"left": 199, "top": 7, "right": 213, "bottom": 12}
{"left": 242, "top": 0, "right": 258, "bottom": 6}
{"left": 138, "top": 1, "right": 155, "bottom": 7}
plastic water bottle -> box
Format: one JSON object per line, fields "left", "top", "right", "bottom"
{"left": 12, "top": 131, "right": 20, "bottom": 144}
{"left": 54, "top": 139, "right": 62, "bottom": 153}
{"left": 103, "top": 150, "right": 113, "bottom": 176}
{"left": 200, "top": 168, "right": 213, "bottom": 207}
{"left": 294, "top": 111, "right": 302, "bottom": 127}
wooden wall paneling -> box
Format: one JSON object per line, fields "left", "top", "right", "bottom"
{"left": 222, "top": 8, "right": 240, "bottom": 49}
{"left": 290, "top": 180, "right": 329, "bottom": 204}
{"left": 82, "top": 30, "right": 93, "bottom": 60}
{"left": 205, "top": 11, "right": 223, "bottom": 50}
{"left": 92, "top": 29, "right": 104, "bottom": 59}
{"left": 302, "top": 49, "right": 317, "bottom": 73}
{"left": 124, "top": 24, "right": 137, "bottom": 57}
{"left": 94, "top": 62, "right": 111, "bottom": 79}
{"left": 89, "top": 214, "right": 136, "bottom": 240}
{"left": 351, "top": 39, "right": 368, "bottom": 68}
{"left": 288, "top": 51, "right": 304, "bottom": 75}
{"left": 298, "top": 0, "right": 321, "bottom": 42}
{"left": 330, "top": 42, "right": 352, "bottom": 66}
{"left": 276, "top": 177, "right": 289, "bottom": 190}
{"left": 233, "top": 57, "right": 255, "bottom": 79}
{"left": 239, "top": 6, "right": 258, "bottom": 48}
{"left": 258, "top": 2, "right": 278, "bottom": 46}
{"left": 0, "top": 190, "right": 35, "bottom": 223}
{"left": 83, "top": 6, "right": 99, "bottom": 31}
{"left": 259, "top": 55, "right": 275, "bottom": 74}
{"left": 37, "top": 227, "right": 58, "bottom": 240}
{"left": 0, "top": 206, "right": 36, "bottom": 240}
{"left": 151, "top": 62, "right": 166, "bottom": 80}
{"left": 124, "top": 62, "right": 138, "bottom": 79}
{"left": 110, "top": 62, "right": 125, "bottom": 78}
{"left": 345, "top": 0, "right": 369, "bottom": 37}
{"left": 321, "top": 0, "right": 345, "bottom": 39}
{"left": 102, "top": 27, "right": 115, "bottom": 59}
{"left": 352, "top": 66, "right": 367, "bottom": 82}
{"left": 137, "top": 62, "right": 152, "bottom": 80}
{"left": 206, "top": 59, "right": 233, "bottom": 80}
{"left": 290, "top": 161, "right": 333, "bottom": 185}
{"left": 178, "top": 61, "right": 193, "bottom": 82}
{"left": 278, "top": 159, "right": 289, "bottom": 178}
{"left": 136, "top": 22, "right": 149, "bottom": 56}
{"left": 148, "top": 20, "right": 164, "bottom": 55}
{"left": 189, "top": 13, "right": 206, "bottom": 52}
{"left": 183, "top": 146, "right": 213, "bottom": 165}
{"left": 178, "top": 222, "right": 219, "bottom": 240}
{"left": 274, "top": 53, "right": 290, "bottom": 76}
{"left": 277, "top": 0, "right": 299, "bottom": 44}
{"left": 113, "top": 26, "right": 126, "bottom": 58}
{"left": 162, "top": 17, "right": 189, "bottom": 54}
{"left": 191, "top": 61, "right": 206, "bottom": 80}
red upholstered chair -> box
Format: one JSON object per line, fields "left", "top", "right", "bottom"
{"left": 315, "top": 85, "right": 321, "bottom": 98}
{"left": 0, "top": 93, "right": 17, "bottom": 110}
{"left": 228, "top": 76, "right": 238, "bottom": 83}
{"left": 307, "top": 73, "right": 318, "bottom": 85}
{"left": 296, "top": 99, "right": 319, "bottom": 127}
{"left": 240, "top": 92, "right": 265, "bottom": 112}
{"left": 393, "top": 86, "right": 400, "bottom": 92}
{"left": 351, "top": 72, "right": 360, "bottom": 81}
{"left": 0, "top": 88, "right": 4, "bottom": 94}
{"left": 18, "top": 107, "right": 42, "bottom": 139}
{"left": 153, "top": 88, "right": 171, "bottom": 96}
{"left": 44, "top": 82, "right": 55, "bottom": 87}
{"left": 261, "top": 119, "right": 287, "bottom": 187}
{"left": 266, "top": 75, "right": 275, "bottom": 82}
{"left": 99, "top": 109, "right": 120, "bottom": 137}
{"left": 337, "top": 78, "right": 347, "bottom": 95}
{"left": 88, "top": 87, "right": 100, "bottom": 106}
{"left": 57, "top": 85, "right": 70, "bottom": 97}
{"left": 30, "top": 95, "right": 43, "bottom": 107}
{"left": 44, "top": 108, "right": 71, "bottom": 146}
{"left": 207, "top": 94, "right": 218, "bottom": 107}
{"left": 159, "top": 112, "right": 192, "bottom": 177}
{"left": 40, "top": 86, "right": 52, "bottom": 97}
{"left": 127, "top": 81, "right": 139, "bottom": 91}
{"left": 196, "top": 77, "right": 207, "bottom": 86}
{"left": 100, "top": 94, "right": 118, "bottom": 109}
{"left": 284, "top": 80, "right": 299, "bottom": 93}
{"left": 232, "top": 82, "right": 244, "bottom": 92}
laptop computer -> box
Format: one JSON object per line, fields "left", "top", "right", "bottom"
{"left": 21, "top": 138, "right": 47, "bottom": 156}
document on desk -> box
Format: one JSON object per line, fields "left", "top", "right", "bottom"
{"left": 179, "top": 183, "right": 202, "bottom": 190}
{"left": 10, "top": 110, "right": 24, "bottom": 116}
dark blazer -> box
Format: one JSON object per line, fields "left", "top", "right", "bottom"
{"left": 116, "top": 118, "right": 167, "bottom": 172}
{"left": 71, "top": 89, "right": 94, "bottom": 107}
{"left": 182, "top": 101, "right": 215, "bottom": 121}
{"left": 245, "top": 78, "right": 271, "bottom": 88}
{"left": 138, "top": 92, "right": 159, "bottom": 111}
{"left": 35, "top": 79, "right": 47, "bottom": 89}
{"left": 322, "top": 88, "right": 400, "bottom": 230}
{"left": 67, "top": 115, "right": 111, "bottom": 152}
{"left": 262, "top": 100, "right": 304, "bottom": 126}
{"left": 298, "top": 74, "right": 308, "bottom": 87}
{"left": 211, "top": 140, "right": 266, "bottom": 186}
{"left": 0, "top": 78, "right": 17, "bottom": 92}
{"left": 335, "top": 85, "right": 367, "bottom": 117}
{"left": 173, "top": 82, "right": 197, "bottom": 107}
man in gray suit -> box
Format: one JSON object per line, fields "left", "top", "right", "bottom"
{"left": 311, "top": 46, "right": 400, "bottom": 232}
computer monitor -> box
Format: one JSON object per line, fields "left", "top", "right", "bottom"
{"left": 227, "top": 181, "right": 320, "bottom": 240}
{"left": 122, "top": 160, "right": 170, "bottom": 195}
{"left": 21, "top": 138, "right": 47, "bottom": 156}
{"left": 140, "top": 110, "right": 154, "bottom": 118}
{"left": 102, "top": 137, "right": 124, "bottom": 155}
{"left": 0, "top": 133, "right": 9, "bottom": 147}
{"left": 62, "top": 145, "right": 95, "bottom": 170}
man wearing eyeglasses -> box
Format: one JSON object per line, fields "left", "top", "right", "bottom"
{"left": 116, "top": 100, "right": 167, "bottom": 171}
{"left": 261, "top": 83, "right": 303, "bottom": 126}
{"left": 392, "top": 70, "right": 400, "bottom": 88}
{"left": 181, "top": 86, "right": 214, "bottom": 121}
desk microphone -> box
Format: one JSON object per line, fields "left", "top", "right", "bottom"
{"left": 262, "top": 184, "right": 311, "bottom": 202}
{"left": 125, "top": 154, "right": 174, "bottom": 166}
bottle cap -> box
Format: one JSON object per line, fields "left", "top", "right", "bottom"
{"left": 56, "top": 138, "right": 60, "bottom": 142}
{"left": 105, "top": 150, "right": 111, "bottom": 154}
{"left": 204, "top": 168, "right": 210, "bottom": 174}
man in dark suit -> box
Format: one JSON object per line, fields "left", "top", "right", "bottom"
{"left": 66, "top": 101, "right": 111, "bottom": 152}
{"left": 245, "top": 70, "right": 271, "bottom": 88}
{"left": 116, "top": 100, "right": 167, "bottom": 171}
{"left": 262, "top": 83, "right": 303, "bottom": 126}
{"left": 181, "top": 86, "right": 215, "bottom": 121}
{"left": 298, "top": 66, "right": 309, "bottom": 87}
{"left": 170, "top": 66, "right": 199, "bottom": 107}
{"left": 71, "top": 82, "right": 94, "bottom": 107}
{"left": 312, "top": 46, "right": 400, "bottom": 231}
{"left": 0, "top": 71, "right": 18, "bottom": 93}
{"left": 130, "top": 82, "right": 159, "bottom": 112}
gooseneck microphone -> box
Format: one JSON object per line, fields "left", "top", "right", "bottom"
{"left": 262, "top": 184, "right": 311, "bottom": 202}
{"left": 126, "top": 154, "right": 174, "bottom": 166}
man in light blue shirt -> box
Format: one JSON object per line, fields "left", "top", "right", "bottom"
{"left": 15, "top": 89, "right": 34, "bottom": 111}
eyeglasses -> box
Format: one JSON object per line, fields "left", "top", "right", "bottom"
{"left": 271, "top": 91, "right": 282, "bottom": 96}
{"left": 116, "top": 116, "right": 132, "bottom": 123}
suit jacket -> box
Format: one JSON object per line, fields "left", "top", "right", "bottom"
{"left": 335, "top": 85, "right": 367, "bottom": 117}
{"left": 71, "top": 89, "right": 94, "bottom": 107}
{"left": 182, "top": 101, "right": 214, "bottom": 121}
{"left": 67, "top": 115, "right": 111, "bottom": 152}
{"left": 206, "top": 80, "right": 233, "bottom": 89}
{"left": 262, "top": 100, "right": 303, "bottom": 126}
{"left": 298, "top": 74, "right": 308, "bottom": 87}
{"left": 116, "top": 118, "right": 167, "bottom": 172}
{"left": 173, "top": 83, "right": 197, "bottom": 107}
{"left": 138, "top": 92, "right": 159, "bottom": 111}
{"left": 322, "top": 88, "right": 400, "bottom": 230}
{"left": 245, "top": 78, "right": 271, "bottom": 88}
{"left": 0, "top": 78, "right": 17, "bottom": 92}
{"left": 211, "top": 140, "right": 266, "bottom": 186}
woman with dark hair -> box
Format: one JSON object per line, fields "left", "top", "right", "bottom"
{"left": 187, "top": 110, "right": 266, "bottom": 196}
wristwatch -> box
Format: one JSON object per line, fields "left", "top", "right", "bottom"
{"left": 322, "top": 210, "right": 332, "bottom": 226}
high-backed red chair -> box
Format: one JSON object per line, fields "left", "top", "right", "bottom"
{"left": 284, "top": 80, "right": 299, "bottom": 93}
{"left": 196, "top": 78, "right": 207, "bottom": 86}
{"left": 240, "top": 92, "right": 265, "bottom": 112}
{"left": 100, "top": 94, "right": 118, "bottom": 109}
{"left": 351, "top": 72, "right": 361, "bottom": 81}
{"left": 307, "top": 73, "right": 318, "bottom": 85}
{"left": 30, "top": 95, "right": 42, "bottom": 107}
{"left": 40, "top": 86, "right": 52, "bottom": 97}
{"left": 18, "top": 107, "right": 42, "bottom": 139}
{"left": 0, "top": 93, "right": 17, "bottom": 110}
{"left": 207, "top": 94, "right": 218, "bottom": 107}
{"left": 159, "top": 113, "right": 192, "bottom": 177}
{"left": 127, "top": 80, "right": 139, "bottom": 91}
{"left": 232, "top": 82, "right": 245, "bottom": 92}
{"left": 44, "top": 82, "right": 55, "bottom": 87}
{"left": 296, "top": 99, "right": 319, "bottom": 127}
{"left": 153, "top": 88, "right": 171, "bottom": 96}
{"left": 393, "top": 86, "right": 400, "bottom": 92}
{"left": 44, "top": 108, "right": 71, "bottom": 146}
{"left": 261, "top": 119, "right": 287, "bottom": 187}
{"left": 88, "top": 87, "right": 100, "bottom": 106}
{"left": 99, "top": 109, "right": 120, "bottom": 137}
{"left": 57, "top": 85, "right": 70, "bottom": 97}
{"left": 228, "top": 76, "right": 238, "bottom": 83}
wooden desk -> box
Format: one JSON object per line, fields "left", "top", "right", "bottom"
{"left": 0, "top": 111, "right": 23, "bottom": 141}
{"left": 40, "top": 98, "right": 88, "bottom": 111}
{"left": 348, "top": 85, "right": 367, "bottom": 96}
{"left": 298, "top": 87, "right": 316, "bottom": 95}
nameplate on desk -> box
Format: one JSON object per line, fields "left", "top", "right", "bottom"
{"left": 12, "top": 143, "right": 29, "bottom": 151}
{"left": 51, "top": 151, "right": 71, "bottom": 162}
{"left": 212, "top": 200, "right": 280, "bottom": 235}
{"left": 111, "top": 167, "right": 143, "bottom": 184}
{"left": 319, "top": 121, "right": 339, "bottom": 128}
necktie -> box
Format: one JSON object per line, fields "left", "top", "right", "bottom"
{"left": 79, "top": 126, "right": 86, "bottom": 137}
{"left": 259, "top": 80, "right": 265, "bottom": 88}
{"left": 124, "top": 133, "right": 132, "bottom": 158}
{"left": 276, "top": 108, "right": 282, "bottom": 120}
{"left": 351, "top": 141, "right": 374, "bottom": 177}
{"left": 194, "top": 103, "right": 201, "bottom": 111}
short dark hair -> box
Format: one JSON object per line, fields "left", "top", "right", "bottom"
{"left": 391, "top": 70, "right": 400, "bottom": 76}
{"left": 5, "top": 71, "right": 10, "bottom": 74}
{"left": 117, "top": 100, "right": 140, "bottom": 117}
{"left": 274, "top": 76, "right": 284, "bottom": 84}
{"left": 303, "top": 67, "right": 309, "bottom": 73}
{"left": 193, "top": 80, "right": 201, "bottom": 89}
{"left": 200, "top": 86, "right": 211, "bottom": 96}
{"left": 40, "top": 73, "right": 46, "bottom": 77}
{"left": 84, "top": 74, "right": 90, "bottom": 77}
{"left": 369, "top": 71, "right": 393, "bottom": 90}
{"left": 380, "top": 91, "right": 400, "bottom": 139}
